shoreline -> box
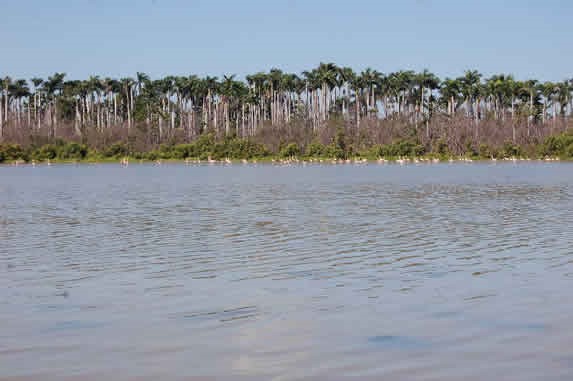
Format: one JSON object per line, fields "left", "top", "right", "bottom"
{"left": 1, "top": 156, "right": 567, "bottom": 167}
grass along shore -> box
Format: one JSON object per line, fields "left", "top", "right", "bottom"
{"left": 1, "top": 129, "right": 572, "bottom": 165}
{"left": 1, "top": 157, "right": 567, "bottom": 168}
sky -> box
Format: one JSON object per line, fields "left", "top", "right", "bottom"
{"left": 1, "top": 0, "right": 572, "bottom": 82}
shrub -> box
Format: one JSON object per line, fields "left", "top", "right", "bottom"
{"left": 0, "top": 144, "right": 26, "bottom": 162}
{"left": 478, "top": 144, "right": 492, "bottom": 159}
{"left": 158, "top": 144, "right": 175, "bottom": 159}
{"left": 172, "top": 144, "right": 193, "bottom": 159}
{"left": 103, "top": 143, "right": 129, "bottom": 158}
{"left": 145, "top": 150, "right": 160, "bottom": 161}
{"left": 378, "top": 140, "right": 424, "bottom": 158}
{"left": 280, "top": 143, "right": 300, "bottom": 158}
{"left": 435, "top": 139, "right": 450, "bottom": 156}
{"left": 58, "top": 142, "right": 88, "bottom": 160}
{"left": 501, "top": 141, "right": 522, "bottom": 158}
{"left": 306, "top": 142, "right": 327, "bottom": 157}
{"left": 540, "top": 131, "right": 573, "bottom": 158}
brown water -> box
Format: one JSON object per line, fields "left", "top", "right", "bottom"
{"left": 1, "top": 162, "right": 573, "bottom": 380}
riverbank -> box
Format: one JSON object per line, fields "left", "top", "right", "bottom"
{"left": 1, "top": 155, "right": 567, "bottom": 167}
{"left": 1, "top": 129, "right": 572, "bottom": 165}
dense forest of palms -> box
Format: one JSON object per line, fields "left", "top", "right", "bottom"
{"left": 1, "top": 63, "right": 573, "bottom": 161}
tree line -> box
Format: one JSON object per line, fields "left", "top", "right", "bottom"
{"left": 1, "top": 63, "right": 572, "bottom": 158}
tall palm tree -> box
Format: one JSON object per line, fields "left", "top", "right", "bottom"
{"left": 520, "top": 79, "right": 538, "bottom": 133}
{"left": 120, "top": 77, "right": 135, "bottom": 129}
{"left": 359, "top": 68, "right": 382, "bottom": 117}
{"left": 415, "top": 69, "right": 440, "bottom": 137}
{"left": 557, "top": 81, "right": 572, "bottom": 118}
{"left": 30, "top": 77, "right": 44, "bottom": 129}
{"left": 43, "top": 73, "right": 66, "bottom": 136}
{"left": 8, "top": 79, "right": 30, "bottom": 128}
{"left": 2, "top": 76, "right": 11, "bottom": 127}
{"left": 440, "top": 78, "right": 462, "bottom": 116}
{"left": 348, "top": 71, "right": 363, "bottom": 127}
{"left": 460, "top": 70, "right": 482, "bottom": 121}
{"left": 220, "top": 74, "right": 237, "bottom": 135}
{"left": 337, "top": 67, "right": 355, "bottom": 118}
{"left": 540, "top": 82, "right": 559, "bottom": 124}
{"left": 0, "top": 77, "right": 8, "bottom": 137}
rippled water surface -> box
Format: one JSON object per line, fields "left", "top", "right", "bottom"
{"left": 1, "top": 163, "right": 573, "bottom": 380}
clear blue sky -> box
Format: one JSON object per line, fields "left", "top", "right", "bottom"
{"left": 2, "top": 0, "right": 572, "bottom": 81}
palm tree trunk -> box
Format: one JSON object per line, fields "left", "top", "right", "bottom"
{"left": 35, "top": 93, "right": 39, "bottom": 129}
{"left": 225, "top": 101, "right": 229, "bottom": 135}
{"left": 208, "top": 91, "right": 212, "bottom": 129}
{"left": 526, "top": 93, "right": 532, "bottom": 137}
{"left": 356, "top": 90, "right": 360, "bottom": 128}
{"left": 36, "top": 94, "right": 42, "bottom": 130}
{"left": 188, "top": 107, "right": 193, "bottom": 140}
{"left": 371, "top": 86, "right": 375, "bottom": 117}
{"left": 4, "top": 84, "right": 8, "bottom": 124}
{"left": 26, "top": 97, "right": 31, "bottom": 127}
{"left": 17, "top": 99, "right": 21, "bottom": 128}
{"left": 75, "top": 99, "right": 81, "bottom": 136}
{"left": 214, "top": 101, "right": 218, "bottom": 133}
{"left": 0, "top": 92, "right": 3, "bottom": 138}
{"left": 53, "top": 102, "right": 57, "bottom": 138}
{"left": 127, "top": 88, "right": 132, "bottom": 129}
{"left": 96, "top": 98, "right": 101, "bottom": 131}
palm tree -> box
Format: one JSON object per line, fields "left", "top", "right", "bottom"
{"left": 62, "top": 79, "right": 83, "bottom": 136}
{"left": 440, "top": 78, "right": 462, "bottom": 116}
{"left": 2, "top": 76, "right": 11, "bottom": 128}
{"left": 521, "top": 79, "right": 538, "bottom": 134}
{"left": 220, "top": 74, "right": 237, "bottom": 135}
{"left": 315, "top": 63, "right": 339, "bottom": 122}
{"left": 8, "top": 79, "right": 30, "bottom": 128}
{"left": 557, "top": 81, "right": 572, "bottom": 118}
{"left": 348, "top": 71, "right": 363, "bottom": 127}
{"left": 540, "top": 82, "right": 559, "bottom": 124}
{"left": 415, "top": 69, "right": 440, "bottom": 137}
{"left": 43, "top": 73, "right": 66, "bottom": 137}
{"left": 0, "top": 77, "right": 9, "bottom": 137}
{"left": 460, "top": 70, "right": 482, "bottom": 122}
{"left": 359, "top": 68, "right": 383, "bottom": 117}
{"left": 136, "top": 72, "right": 149, "bottom": 95}
{"left": 120, "top": 77, "right": 135, "bottom": 129}
{"left": 337, "top": 67, "right": 355, "bottom": 118}
{"left": 202, "top": 76, "right": 218, "bottom": 131}
{"left": 302, "top": 69, "right": 321, "bottom": 129}
{"left": 387, "top": 70, "right": 415, "bottom": 118}
{"left": 30, "top": 77, "right": 44, "bottom": 130}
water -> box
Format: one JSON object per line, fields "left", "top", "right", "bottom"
{"left": 1, "top": 162, "right": 573, "bottom": 380}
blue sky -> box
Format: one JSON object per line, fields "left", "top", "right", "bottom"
{"left": 2, "top": 0, "right": 572, "bottom": 81}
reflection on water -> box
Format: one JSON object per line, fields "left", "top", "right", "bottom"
{"left": 1, "top": 163, "right": 573, "bottom": 380}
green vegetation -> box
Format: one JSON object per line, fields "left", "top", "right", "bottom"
{"left": 0, "top": 135, "right": 269, "bottom": 163}
{"left": 2, "top": 130, "right": 572, "bottom": 164}
{"left": 539, "top": 131, "right": 573, "bottom": 158}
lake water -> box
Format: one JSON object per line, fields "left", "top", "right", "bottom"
{"left": 1, "top": 162, "right": 573, "bottom": 380}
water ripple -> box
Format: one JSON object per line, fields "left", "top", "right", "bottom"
{"left": 1, "top": 163, "right": 573, "bottom": 380}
